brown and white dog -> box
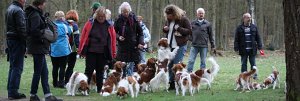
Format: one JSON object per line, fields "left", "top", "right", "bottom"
{"left": 234, "top": 66, "right": 257, "bottom": 92}
{"left": 66, "top": 72, "right": 89, "bottom": 96}
{"left": 190, "top": 69, "right": 211, "bottom": 94}
{"left": 90, "top": 65, "right": 109, "bottom": 92}
{"left": 202, "top": 57, "right": 220, "bottom": 83}
{"left": 149, "top": 38, "right": 179, "bottom": 92}
{"left": 100, "top": 61, "right": 126, "bottom": 96}
{"left": 249, "top": 82, "right": 263, "bottom": 90}
{"left": 116, "top": 76, "right": 140, "bottom": 98}
{"left": 138, "top": 58, "right": 157, "bottom": 92}
{"left": 173, "top": 63, "right": 193, "bottom": 96}
{"left": 262, "top": 66, "right": 280, "bottom": 89}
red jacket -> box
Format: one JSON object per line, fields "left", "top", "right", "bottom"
{"left": 78, "top": 19, "right": 116, "bottom": 58}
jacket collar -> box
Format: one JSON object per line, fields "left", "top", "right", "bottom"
{"left": 194, "top": 19, "right": 207, "bottom": 25}
{"left": 12, "top": 1, "right": 23, "bottom": 9}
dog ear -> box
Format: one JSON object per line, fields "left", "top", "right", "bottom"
{"left": 180, "top": 62, "right": 186, "bottom": 68}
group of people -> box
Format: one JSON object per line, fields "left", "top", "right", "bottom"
{"left": 5, "top": 0, "right": 262, "bottom": 101}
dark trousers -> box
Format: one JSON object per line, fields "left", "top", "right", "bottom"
{"left": 241, "top": 50, "right": 256, "bottom": 72}
{"left": 7, "top": 40, "right": 25, "bottom": 97}
{"left": 65, "top": 52, "right": 77, "bottom": 83}
{"left": 30, "top": 54, "right": 51, "bottom": 95}
{"left": 85, "top": 52, "right": 106, "bottom": 92}
{"left": 51, "top": 56, "right": 68, "bottom": 87}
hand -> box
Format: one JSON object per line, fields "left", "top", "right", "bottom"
{"left": 211, "top": 48, "right": 216, "bottom": 54}
{"left": 119, "top": 36, "right": 125, "bottom": 41}
{"left": 163, "top": 26, "right": 169, "bottom": 31}
{"left": 174, "top": 24, "right": 180, "bottom": 30}
{"left": 138, "top": 44, "right": 144, "bottom": 49}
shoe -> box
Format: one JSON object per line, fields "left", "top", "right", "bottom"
{"left": 8, "top": 93, "right": 26, "bottom": 100}
{"left": 45, "top": 96, "right": 63, "bottom": 101}
{"left": 30, "top": 95, "right": 40, "bottom": 101}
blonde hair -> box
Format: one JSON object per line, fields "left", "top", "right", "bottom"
{"left": 164, "top": 4, "right": 185, "bottom": 20}
{"left": 118, "top": 2, "right": 132, "bottom": 14}
{"left": 54, "top": 11, "right": 65, "bottom": 20}
{"left": 93, "top": 6, "right": 107, "bottom": 19}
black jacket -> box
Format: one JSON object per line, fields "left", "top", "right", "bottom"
{"left": 234, "top": 24, "right": 263, "bottom": 55}
{"left": 25, "top": 5, "right": 50, "bottom": 54}
{"left": 5, "top": 1, "right": 26, "bottom": 42}
{"left": 190, "top": 19, "right": 215, "bottom": 48}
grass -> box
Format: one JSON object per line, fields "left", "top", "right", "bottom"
{"left": 0, "top": 51, "right": 286, "bottom": 101}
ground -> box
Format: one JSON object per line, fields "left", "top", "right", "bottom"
{"left": 0, "top": 51, "right": 286, "bottom": 101}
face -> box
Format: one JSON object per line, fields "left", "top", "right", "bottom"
{"left": 197, "top": 11, "right": 205, "bottom": 20}
{"left": 137, "top": 17, "right": 142, "bottom": 23}
{"left": 243, "top": 15, "right": 251, "bottom": 25}
{"left": 38, "top": 2, "right": 46, "bottom": 10}
{"left": 121, "top": 9, "right": 130, "bottom": 18}
{"left": 166, "top": 14, "right": 175, "bottom": 21}
{"left": 96, "top": 12, "right": 106, "bottom": 23}
{"left": 19, "top": 0, "right": 26, "bottom": 7}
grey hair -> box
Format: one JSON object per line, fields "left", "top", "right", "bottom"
{"left": 93, "top": 6, "right": 107, "bottom": 19}
{"left": 196, "top": 8, "right": 205, "bottom": 14}
{"left": 118, "top": 2, "right": 132, "bottom": 14}
{"left": 243, "top": 13, "right": 251, "bottom": 18}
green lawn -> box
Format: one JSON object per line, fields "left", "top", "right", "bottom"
{"left": 0, "top": 51, "right": 286, "bottom": 101}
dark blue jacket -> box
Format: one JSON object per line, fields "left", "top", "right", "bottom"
{"left": 234, "top": 24, "right": 263, "bottom": 55}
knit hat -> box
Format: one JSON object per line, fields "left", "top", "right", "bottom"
{"left": 91, "top": 2, "right": 101, "bottom": 9}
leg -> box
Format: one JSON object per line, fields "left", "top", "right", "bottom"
{"left": 65, "top": 52, "right": 77, "bottom": 83}
{"left": 7, "top": 40, "right": 25, "bottom": 97}
{"left": 40, "top": 55, "right": 51, "bottom": 96}
{"left": 58, "top": 56, "right": 68, "bottom": 87}
{"left": 50, "top": 56, "right": 59, "bottom": 87}
{"left": 95, "top": 53, "right": 106, "bottom": 93}
{"left": 169, "top": 45, "right": 187, "bottom": 89}
{"left": 85, "top": 52, "right": 96, "bottom": 84}
{"left": 140, "top": 50, "right": 146, "bottom": 64}
{"left": 126, "top": 62, "right": 135, "bottom": 76}
{"left": 30, "top": 54, "right": 44, "bottom": 95}
{"left": 128, "top": 84, "right": 134, "bottom": 98}
{"left": 199, "top": 48, "right": 208, "bottom": 69}
{"left": 241, "top": 54, "right": 248, "bottom": 73}
{"left": 249, "top": 54, "right": 257, "bottom": 79}
{"left": 187, "top": 46, "right": 199, "bottom": 72}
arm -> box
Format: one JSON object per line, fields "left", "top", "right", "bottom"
{"left": 114, "top": 19, "right": 121, "bottom": 41}
{"left": 234, "top": 27, "right": 240, "bottom": 52}
{"left": 28, "top": 13, "right": 44, "bottom": 37}
{"left": 162, "top": 21, "right": 169, "bottom": 34}
{"left": 15, "top": 10, "right": 26, "bottom": 39}
{"left": 207, "top": 23, "right": 215, "bottom": 49}
{"left": 143, "top": 26, "right": 151, "bottom": 43}
{"left": 176, "top": 17, "right": 192, "bottom": 36}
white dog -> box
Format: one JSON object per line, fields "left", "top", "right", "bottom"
{"left": 202, "top": 57, "right": 220, "bottom": 83}
{"left": 66, "top": 72, "right": 89, "bottom": 96}
{"left": 116, "top": 76, "right": 140, "bottom": 98}
{"left": 172, "top": 63, "right": 193, "bottom": 96}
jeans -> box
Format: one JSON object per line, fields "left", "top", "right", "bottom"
{"left": 123, "top": 62, "right": 135, "bottom": 77}
{"left": 50, "top": 56, "right": 68, "bottom": 86}
{"left": 140, "top": 50, "right": 146, "bottom": 64}
{"left": 7, "top": 40, "right": 25, "bottom": 97}
{"left": 187, "top": 47, "right": 208, "bottom": 72}
{"left": 85, "top": 52, "right": 106, "bottom": 92}
{"left": 30, "top": 54, "right": 51, "bottom": 95}
{"left": 65, "top": 52, "right": 77, "bottom": 83}
{"left": 240, "top": 50, "right": 257, "bottom": 78}
{"left": 168, "top": 45, "right": 187, "bottom": 83}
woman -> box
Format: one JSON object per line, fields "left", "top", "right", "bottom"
{"left": 114, "top": 2, "right": 144, "bottom": 77}
{"left": 78, "top": 6, "right": 116, "bottom": 93}
{"left": 50, "top": 11, "right": 72, "bottom": 88}
{"left": 162, "top": 4, "right": 192, "bottom": 90}
{"left": 65, "top": 10, "right": 80, "bottom": 83}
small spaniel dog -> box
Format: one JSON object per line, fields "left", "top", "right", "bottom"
{"left": 116, "top": 76, "right": 140, "bottom": 98}
{"left": 249, "top": 82, "right": 263, "bottom": 90}
{"left": 66, "top": 72, "right": 89, "bottom": 96}
{"left": 201, "top": 57, "right": 220, "bottom": 83}
{"left": 234, "top": 66, "right": 257, "bottom": 93}
{"left": 100, "top": 61, "right": 126, "bottom": 96}
{"left": 157, "top": 38, "right": 179, "bottom": 62}
{"left": 190, "top": 69, "right": 211, "bottom": 94}
{"left": 172, "top": 63, "right": 193, "bottom": 96}
{"left": 138, "top": 58, "right": 157, "bottom": 92}
{"left": 262, "top": 66, "right": 280, "bottom": 89}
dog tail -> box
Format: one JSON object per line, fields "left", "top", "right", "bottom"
{"left": 245, "top": 66, "right": 257, "bottom": 76}
{"left": 68, "top": 71, "right": 79, "bottom": 84}
{"left": 208, "top": 57, "right": 219, "bottom": 76}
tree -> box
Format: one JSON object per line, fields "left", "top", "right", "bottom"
{"left": 283, "top": 0, "right": 300, "bottom": 100}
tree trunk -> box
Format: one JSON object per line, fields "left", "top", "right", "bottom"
{"left": 283, "top": 0, "right": 300, "bottom": 100}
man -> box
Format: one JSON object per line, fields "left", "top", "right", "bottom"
{"left": 187, "top": 8, "right": 215, "bottom": 72}
{"left": 234, "top": 13, "right": 262, "bottom": 79}
{"left": 5, "top": 0, "right": 27, "bottom": 100}
{"left": 25, "top": 0, "right": 62, "bottom": 100}
{"left": 162, "top": 4, "right": 192, "bottom": 90}
{"left": 137, "top": 16, "right": 151, "bottom": 64}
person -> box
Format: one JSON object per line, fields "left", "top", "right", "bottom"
{"left": 78, "top": 6, "right": 116, "bottom": 93}
{"left": 50, "top": 11, "right": 72, "bottom": 88}
{"left": 25, "top": 0, "right": 63, "bottom": 100}
{"left": 5, "top": 0, "right": 27, "bottom": 100}
{"left": 137, "top": 15, "right": 151, "bottom": 64}
{"left": 234, "top": 13, "right": 263, "bottom": 79}
{"left": 114, "top": 2, "right": 144, "bottom": 77}
{"left": 65, "top": 10, "right": 80, "bottom": 84}
{"left": 162, "top": 4, "right": 192, "bottom": 90}
{"left": 187, "top": 8, "right": 215, "bottom": 72}
{"left": 106, "top": 9, "right": 114, "bottom": 25}
{"left": 90, "top": 2, "right": 101, "bottom": 17}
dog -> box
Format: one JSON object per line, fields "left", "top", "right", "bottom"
{"left": 262, "top": 66, "right": 280, "bottom": 89}
{"left": 100, "top": 61, "right": 126, "bottom": 96}
{"left": 90, "top": 65, "right": 109, "bottom": 92}
{"left": 157, "top": 38, "right": 179, "bottom": 62}
{"left": 172, "top": 63, "right": 193, "bottom": 96}
{"left": 138, "top": 58, "right": 157, "bottom": 92}
{"left": 202, "top": 57, "right": 220, "bottom": 83}
{"left": 190, "top": 69, "right": 211, "bottom": 94}
{"left": 66, "top": 72, "right": 89, "bottom": 96}
{"left": 249, "top": 82, "right": 263, "bottom": 90}
{"left": 116, "top": 76, "right": 140, "bottom": 98}
{"left": 234, "top": 66, "right": 257, "bottom": 92}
